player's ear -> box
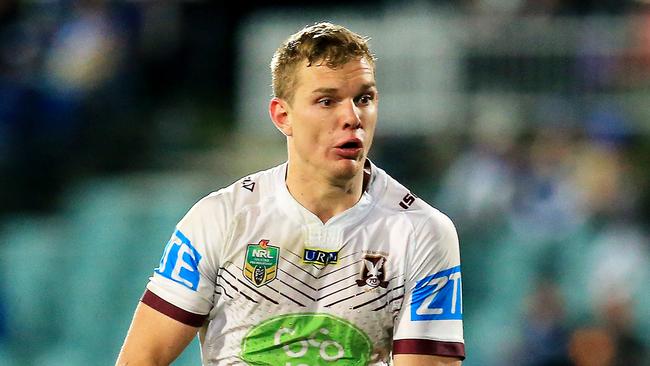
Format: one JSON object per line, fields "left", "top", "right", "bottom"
{"left": 269, "top": 97, "right": 292, "bottom": 136}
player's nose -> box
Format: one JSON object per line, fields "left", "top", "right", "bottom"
{"left": 341, "top": 99, "right": 361, "bottom": 129}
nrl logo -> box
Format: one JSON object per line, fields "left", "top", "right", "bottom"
{"left": 243, "top": 239, "right": 279, "bottom": 287}
{"left": 356, "top": 255, "right": 389, "bottom": 288}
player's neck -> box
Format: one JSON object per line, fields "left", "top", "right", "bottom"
{"left": 285, "top": 163, "right": 367, "bottom": 224}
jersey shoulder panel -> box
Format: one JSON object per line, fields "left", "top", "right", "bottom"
{"left": 373, "top": 164, "right": 452, "bottom": 230}
{"left": 180, "top": 162, "right": 285, "bottom": 243}
{"left": 375, "top": 168, "right": 464, "bottom": 348}
{"left": 205, "top": 163, "right": 285, "bottom": 216}
{"left": 372, "top": 165, "right": 459, "bottom": 264}
{"left": 144, "top": 164, "right": 286, "bottom": 317}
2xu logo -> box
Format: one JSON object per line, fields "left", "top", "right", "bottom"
{"left": 241, "top": 313, "right": 372, "bottom": 366}
{"left": 411, "top": 265, "right": 462, "bottom": 321}
{"left": 242, "top": 176, "right": 256, "bottom": 192}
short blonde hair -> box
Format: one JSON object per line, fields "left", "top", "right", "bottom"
{"left": 270, "top": 22, "right": 376, "bottom": 103}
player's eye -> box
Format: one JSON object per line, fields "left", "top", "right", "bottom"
{"left": 318, "top": 98, "right": 334, "bottom": 107}
{"left": 355, "top": 94, "right": 374, "bottom": 106}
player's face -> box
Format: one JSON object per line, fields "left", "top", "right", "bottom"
{"left": 285, "top": 57, "right": 378, "bottom": 182}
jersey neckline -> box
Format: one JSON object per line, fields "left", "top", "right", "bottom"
{"left": 273, "top": 159, "right": 387, "bottom": 230}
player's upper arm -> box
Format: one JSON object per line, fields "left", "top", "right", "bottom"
{"left": 392, "top": 209, "right": 465, "bottom": 359}
{"left": 116, "top": 301, "right": 200, "bottom": 366}
{"left": 393, "top": 354, "right": 462, "bottom": 366}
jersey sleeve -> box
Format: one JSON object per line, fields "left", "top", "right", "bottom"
{"left": 142, "top": 193, "right": 227, "bottom": 327}
{"left": 393, "top": 209, "right": 465, "bottom": 359}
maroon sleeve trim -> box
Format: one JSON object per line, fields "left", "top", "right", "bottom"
{"left": 141, "top": 290, "right": 207, "bottom": 328}
{"left": 393, "top": 339, "right": 465, "bottom": 360}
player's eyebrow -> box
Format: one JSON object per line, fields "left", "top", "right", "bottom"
{"left": 311, "top": 83, "right": 377, "bottom": 95}
{"left": 311, "top": 87, "right": 338, "bottom": 95}
{"left": 359, "top": 82, "right": 377, "bottom": 91}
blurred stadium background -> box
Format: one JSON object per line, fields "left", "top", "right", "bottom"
{"left": 1, "top": 1, "right": 650, "bottom": 365}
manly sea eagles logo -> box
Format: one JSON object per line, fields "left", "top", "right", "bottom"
{"left": 243, "top": 239, "right": 279, "bottom": 287}
{"left": 356, "top": 255, "right": 389, "bottom": 288}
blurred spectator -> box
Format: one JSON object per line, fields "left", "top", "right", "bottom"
{"left": 584, "top": 224, "right": 648, "bottom": 304}
{"left": 0, "top": 1, "right": 143, "bottom": 217}
{"left": 574, "top": 19, "right": 623, "bottom": 92}
{"left": 510, "top": 279, "right": 572, "bottom": 366}
{"left": 568, "top": 295, "right": 646, "bottom": 365}
{"left": 435, "top": 93, "right": 520, "bottom": 235}
{"left": 620, "top": 1, "right": 650, "bottom": 86}
{"left": 567, "top": 111, "right": 648, "bottom": 365}
{"left": 569, "top": 327, "right": 616, "bottom": 366}
{"left": 507, "top": 116, "right": 585, "bottom": 242}
{"left": 0, "top": 3, "right": 56, "bottom": 214}
{"left": 44, "top": 1, "right": 126, "bottom": 95}
{"left": 597, "top": 295, "right": 648, "bottom": 366}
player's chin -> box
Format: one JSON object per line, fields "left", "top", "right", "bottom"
{"left": 331, "top": 158, "right": 363, "bottom": 179}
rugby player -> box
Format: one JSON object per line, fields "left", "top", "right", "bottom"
{"left": 116, "top": 22, "right": 465, "bottom": 366}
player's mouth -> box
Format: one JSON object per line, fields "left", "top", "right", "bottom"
{"left": 334, "top": 138, "right": 363, "bottom": 159}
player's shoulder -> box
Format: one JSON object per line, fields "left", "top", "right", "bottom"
{"left": 373, "top": 163, "right": 455, "bottom": 230}
{"left": 193, "top": 162, "right": 285, "bottom": 214}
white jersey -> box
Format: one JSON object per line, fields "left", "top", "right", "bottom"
{"left": 144, "top": 161, "right": 465, "bottom": 365}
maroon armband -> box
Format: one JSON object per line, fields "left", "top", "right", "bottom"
{"left": 141, "top": 290, "right": 207, "bottom": 327}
